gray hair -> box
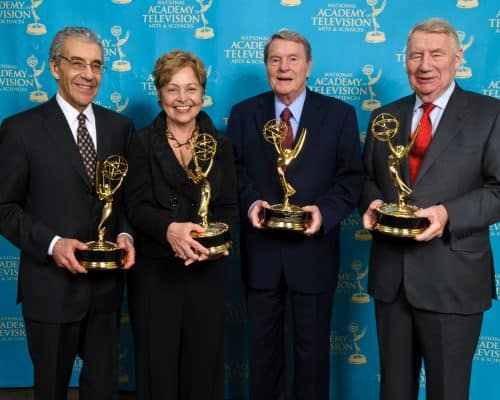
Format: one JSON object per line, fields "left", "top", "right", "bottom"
{"left": 264, "top": 30, "right": 312, "bottom": 63}
{"left": 407, "top": 18, "right": 460, "bottom": 52}
{"left": 49, "top": 27, "right": 103, "bottom": 61}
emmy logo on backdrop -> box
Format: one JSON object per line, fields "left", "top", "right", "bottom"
{"left": 370, "top": 113, "right": 429, "bottom": 237}
{"left": 26, "top": 0, "right": 47, "bottom": 35}
{"left": 76, "top": 155, "right": 128, "bottom": 269}
{"left": 354, "top": 229, "right": 372, "bottom": 241}
{"left": 351, "top": 261, "right": 370, "bottom": 304}
{"left": 261, "top": 119, "right": 310, "bottom": 231}
{"left": 186, "top": 133, "right": 231, "bottom": 255}
{"left": 280, "top": 0, "right": 301, "bottom": 6}
{"left": 457, "top": 0, "right": 479, "bottom": 8}
{"left": 110, "top": 92, "right": 129, "bottom": 113}
{"left": 111, "top": 25, "right": 132, "bottom": 72}
{"left": 195, "top": 0, "right": 215, "bottom": 39}
{"left": 203, "top": 66, "right": 213, "bottom": 107}
{"left": 112, "top": 0, "right": 132, "bottom": 3}
{"left": 455, "top": 31, "right": 474, "bottom": 79}
{"left": 27, "top": 55, "right": 48, "bottom": 103}
{"left": 361, "top": 64, "right": 382, "bottom": 111}
{"left": 348, "top": 322, "right": 367, "bottom": 365}
{"left": 365, "top": 0, "right": 386, "bottom": 43}
{"left": 118, "top": 346, "right": 129, "bottom": 384}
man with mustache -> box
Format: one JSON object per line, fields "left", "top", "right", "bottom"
{"left": 0, "top": 27, "right": 135, "bottom": 400}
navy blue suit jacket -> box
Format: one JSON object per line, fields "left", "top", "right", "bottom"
{"left": 227, "top": 89, "right": 363, "bottom": 293}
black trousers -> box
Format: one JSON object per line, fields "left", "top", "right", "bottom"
{"left": 24, "top": 309, "right": 119, "bottom": 400}
{"left": 375, "top": 290, "right": 483, "bottom": 400}
{"left": 128, "top": 255, "right": 226, "bottom": 400}
{"left": 247, "top": 283, "right": 333, "bottom": 400}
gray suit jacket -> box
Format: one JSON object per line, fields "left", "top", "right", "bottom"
{"left": 360, "top": 84, "right": 500, "bottom": 314}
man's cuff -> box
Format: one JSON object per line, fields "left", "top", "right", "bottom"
{"left": 248, "top": 200, "right": 258, "bottom": 218}
{"left": 117, "top": 232, "right": 134, "bottom": 243}
{"left": 48, "top": 235, "right": 61, "bottom": 255}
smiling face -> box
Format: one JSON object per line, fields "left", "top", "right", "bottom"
{"left": 50, "top": 37, "right": 103, "bottom": 112}
{"left": 405, "top": 31, "right": 462, "bottom": 103}
{"left": 158, "top": 65, "right": 204, "bottom": 130}
{"left": 266, "top": 38, "right": 312, "bottom": 105}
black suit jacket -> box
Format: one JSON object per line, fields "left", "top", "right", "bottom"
{"left": 0, "top": 97, "right": 134, "bottom": 323}
{"left": 360, "top": 85, "right": 500, "bottom": 314}
{"left": 124, "top": 111, "right": 238, "bottom": 259}
{"left": 227, "top": 89, "right": 363, "bottom": 293}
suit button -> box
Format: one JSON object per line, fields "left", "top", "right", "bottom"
{"left": 168, "top": 196, "right": 178, "bottom": 210}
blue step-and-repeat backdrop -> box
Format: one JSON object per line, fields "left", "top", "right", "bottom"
{"left": 0, "top": 1, "right": 499, "bottom": 399}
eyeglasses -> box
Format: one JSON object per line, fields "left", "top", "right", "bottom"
{"left": 59, "top": 55, "right": 106, "bottom": 73}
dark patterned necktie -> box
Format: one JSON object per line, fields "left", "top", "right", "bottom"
{"left": 280, "top": 107, "right": 294, "bottom": 149}
{"left": 77, "top": 113, "right": 96, "bottom": 185}
{"left": 409, "top": 103, "right": 436, "bottom": 185}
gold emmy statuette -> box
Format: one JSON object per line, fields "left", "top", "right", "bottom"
{"left": 262, "top": 119, "right": 310, "bottom": 231}
{"left": 76, "top": 155, "right": 128, "bottom": 269}
{"left": 370, "top": 113, "right": 429, "bottom": 237}
{"left": 186, "top": 133, "right": 231, "bottom": 256}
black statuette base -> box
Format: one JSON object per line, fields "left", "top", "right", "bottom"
{"left": 264, "top": 204, "right": 310, "bottom": 232}
{"left": 376, "top": 203, "right": 429, "bottom": 238}
{"left": 191, "top": 222, "right": 232, "bottom": 256}
{"left": 75, "top": 241, "right": 123, "bottom": 270}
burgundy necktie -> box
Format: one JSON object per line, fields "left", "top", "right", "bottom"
{"left": 77, "top": 113, "right": 97, "bottom": 185}
{"left": 409, "top": 103, "right": 436, "bottom": 185}
{"left": 280, "top": 107, "right": 294, "bottom": 149}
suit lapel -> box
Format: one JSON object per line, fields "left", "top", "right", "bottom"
{"left": 290, "top": 89, "right": 322, "bottom": 174}
{"left": 148, "top": 113, "right": 197, "bottom": 199}
{"left": 414, "top": 86, "right": 466, "bottom": 186}
{"left": 42, "top": 98, "right": 92, "bottom": 189}
{"left": 393, "top": 96, "right": 414, "bottom": 184}
{"left": 255, "top": 92, "right": 278, "bottom": 162}
{"left": 94, "top": 104, "right": 108, "bottom": 164}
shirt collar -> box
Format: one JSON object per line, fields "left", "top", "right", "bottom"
{"left": 56, "top": 92, "right": 95, "bottom": 126}
{"left": 274, "top": 89, "right": 307, "bottom": 120}
{"left": 414, "top": 81, "right": 455, "bottom": 112}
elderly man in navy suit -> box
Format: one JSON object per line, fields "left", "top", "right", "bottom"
{"left": 0, "top": 27, "right": 135, "bottom": 400}
{"left": 361, "top": 18, "right": 500, "bottom": 400}
{"left": 227, "top": 30, "right": 363, "bottom": 400}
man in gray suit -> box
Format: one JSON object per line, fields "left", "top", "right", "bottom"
{"left": 360, "top": 18, "right": 500, "bottom": 400}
